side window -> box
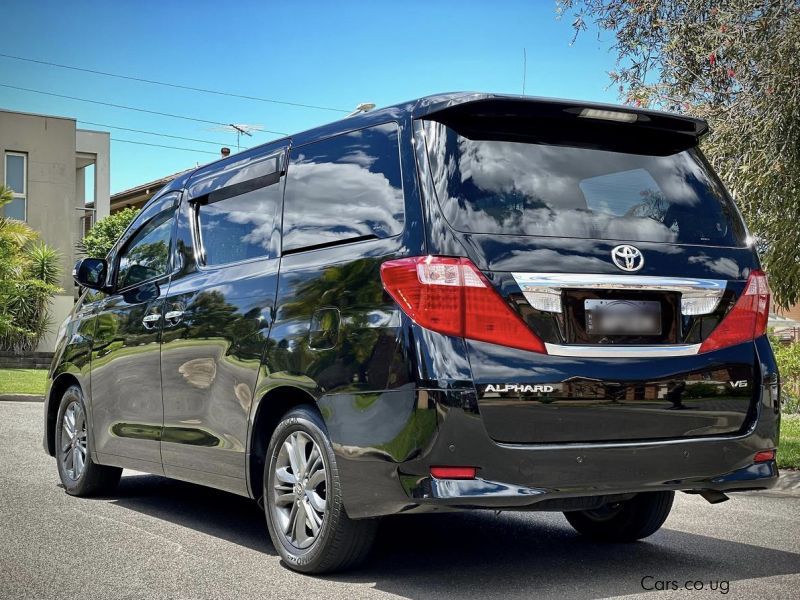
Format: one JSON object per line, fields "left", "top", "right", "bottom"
{"left": 116, "top": 210, "right": 174, "bottom": 290}
{"left": 195, "top": 153, "right": 283, "bottom": 266}
{"left": 282, "top": 122, "right": 404, "bottom": 253}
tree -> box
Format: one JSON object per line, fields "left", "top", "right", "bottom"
{"left": 557, "top": 0, "right": 800, "bottom": 306}
{"left": 78, "top": 207, "right": 140, "bottom": 258}
{"left": 771, "top": 334, "right": 800, "bottom": 412}
{"left": 0, "top": 185, "right": 62, "bottom": 352}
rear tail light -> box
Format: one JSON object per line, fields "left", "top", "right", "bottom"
{"left": 699, "top": 270, "right": 770, "bottom": 353}
{"left": 430, "top": 466, "right": 477, "bottom": 480}
{"left": 380, "top": 256, "right": 546, "bottom": 353}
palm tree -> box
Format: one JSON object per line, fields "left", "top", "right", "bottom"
{"left": 0, "top": 184, "right": 62, "bottom": 352}
{"left": 0, "top": 185, "right": 38, "bottom": 283}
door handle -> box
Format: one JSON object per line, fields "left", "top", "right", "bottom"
{"left": 164, "top": 310, "right": 184, "bottom": 325}
{"left": 142, "top": 313, "right": 161, "bottom": 328}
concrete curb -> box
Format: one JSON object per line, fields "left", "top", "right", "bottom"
{"left": 0, "top": 394, "right": 43, "bottom": 402}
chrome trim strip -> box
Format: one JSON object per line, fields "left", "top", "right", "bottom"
{"left": 512, "top": 272, "right": 727, "bottom": 315}
{"left": 511, "top": 272, "right": 727, "bottom": 291}
{"left": 544, "top": 342, "right": 701, "bottom": 358}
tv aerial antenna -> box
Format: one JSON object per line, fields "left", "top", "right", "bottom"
{"left": 207, "top": 123, "right": 265, "bottom": 151}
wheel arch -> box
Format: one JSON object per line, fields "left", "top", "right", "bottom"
{"left": 247, "top": 384, "right": 322, "bottom": 501}
{"left": 45, "top": 373, "right": 82, "bottom": 456}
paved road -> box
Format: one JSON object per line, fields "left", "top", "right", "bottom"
{"left": 1, "top": 401, "right": 798, "bottom": 600}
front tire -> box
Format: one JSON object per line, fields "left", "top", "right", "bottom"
{"left": 263, "top": 405, "right": 377, "bottom": 573}
{"left": 55, "top": 385, "right": 121, "bottom": 496}
{"left": 564, "top": 491, "right": 674, "bottom": 542}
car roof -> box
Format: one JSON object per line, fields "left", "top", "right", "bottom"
{"left": 143, "top": 92, "right": 708, "bottom": 211}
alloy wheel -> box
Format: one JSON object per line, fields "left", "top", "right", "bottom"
{"left": 60, "top": 401, "right": 88, "bottom": 481}
{"left": 271, "top": 430, "right": 328, "bottom": 549}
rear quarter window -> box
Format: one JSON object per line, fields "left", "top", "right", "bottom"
{"left": 282, "top": 122, "right": 404, "bottom": 253}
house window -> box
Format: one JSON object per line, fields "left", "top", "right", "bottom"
{"left": 4, "top": 152, "right": 27, "bottom": 221}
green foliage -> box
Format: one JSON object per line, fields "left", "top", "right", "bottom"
{"left": 771, "top": 336, "right": 800, "bottom": 413}
{"left": 0, "top": 185, "right": 63, "bottom": 352}
{"left": 0, "top": 186, "right": 37, "bottom": 285}
{"left": 558, "top": 0, "right": 800, "bottom": 307}
{"left": 78, "top": 207, "right": 140, "bottom": 258}
{"left": 26, "top": 242, "right": 62, "bottom": 286}
{"left": 778, "top": 414, "right": 800, "bottom": 469}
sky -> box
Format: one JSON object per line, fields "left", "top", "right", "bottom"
{"left": 0, "top": 0, "right": 619, "bottom": 194}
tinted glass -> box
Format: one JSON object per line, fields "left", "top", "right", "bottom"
{"left": 282, "top": 123, "right": 404, "bottom": 252}
{"left": 5, "top": 154, "right": 25, "bottom": 194}
{"left": 198, "top": 182, "right": 282, "bottom": 265}
{"left": 117, "top": 210, "right": 174, "bottom": 289}
{"left": 424, "top": 121, "right": 746, "bottom": 246}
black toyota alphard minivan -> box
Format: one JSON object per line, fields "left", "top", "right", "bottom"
{"left": 46, "top": 93, "right": 780, "bottom": 573}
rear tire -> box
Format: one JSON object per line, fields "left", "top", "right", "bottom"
{"left": 564, "top": 491, "right": 674, "bottom": 542}
{"left": 263, "top": 405, "right": 377, "bottom": 573}
{"left": 55, "top": 385, "right": 122, "bottom": 496}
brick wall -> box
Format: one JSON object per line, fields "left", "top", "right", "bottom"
{"left": 0, "top": 352, "right": 54, "bottom": 370}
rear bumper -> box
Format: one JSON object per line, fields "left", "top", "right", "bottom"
{"left": 402, "top": 410, "right": 780, "bottom": 510}
{"left": 411, "top": 461, "right": 778, "bottom": 509}
{"left": 330, "top": 339, "right": 780, "bottom": 519}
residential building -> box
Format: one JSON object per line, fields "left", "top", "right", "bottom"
{"left": 772, "top": 304, "right": 800, "bottom": 342}
{"left": 0, "top": 108, "right": 110, "bottom": 351}
{"left": 108, "top": 168, "right": 191, "bottom": 214}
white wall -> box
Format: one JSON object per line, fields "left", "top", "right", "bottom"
{"left": 76, "top": 129, "right": 110, "bottom": 219}
{"left": 37, "top": 295, "right": 75, "bottom": 353}
{"left": 0, "top": 110, "right": 76, "bottom": 293}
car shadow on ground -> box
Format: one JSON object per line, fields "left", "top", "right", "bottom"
{"left": 107, "top": 474, "right": 800, "bottom": 599}
{"left": 110, "top": 473, "right": 275, "bottom": 555}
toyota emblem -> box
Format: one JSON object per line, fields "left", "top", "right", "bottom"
{"left": 611, "top": 245, "right": 644, "bottom": 272}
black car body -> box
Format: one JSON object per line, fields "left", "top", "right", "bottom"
{"left": 45, "top": 93, "right": 780, "bottom": 573}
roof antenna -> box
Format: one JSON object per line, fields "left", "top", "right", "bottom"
{"left": 347, "top": 102, "right": 376, "bottom": 117}
{"left": 522, "top": 48, "right": 527, "bottom": 95}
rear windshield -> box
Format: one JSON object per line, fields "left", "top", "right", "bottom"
{"left": 423, "top": 120, "right": 746, "bottom": 246}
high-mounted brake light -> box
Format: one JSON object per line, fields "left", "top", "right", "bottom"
{"left": 380, "top": 256, "right": 546, "bottom": 353}
{"left": 699, "top": 270, "right": 770, "bottom": 353}
{"left": 578, "top": 107, "right": 638, "bottom": 123}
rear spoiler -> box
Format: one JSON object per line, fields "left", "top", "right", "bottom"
{"left": 416, "top": 95, "right": 708, "bottom": 154}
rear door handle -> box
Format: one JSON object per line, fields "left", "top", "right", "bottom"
{"left": 142, "top": 313, "right": 161, "bottom": 328}
{"left": 164, "top": 310, "right": 184, "bottom": 325}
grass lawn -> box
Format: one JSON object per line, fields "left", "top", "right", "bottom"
{"left": 779, "top": 414, "right": 800, "bottom": 470}
{"left": 0, "top": 368, "right": 47, "bottom": 396}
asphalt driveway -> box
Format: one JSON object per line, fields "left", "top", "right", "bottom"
{"left": 1, "top": 400, "right": 798, "bottom": 599}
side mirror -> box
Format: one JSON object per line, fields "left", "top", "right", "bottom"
{"left": 73, "top": 258, "right": 108, "bottom": 290}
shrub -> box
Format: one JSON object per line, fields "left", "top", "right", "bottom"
{"left": 772, "top": 337, "right": 800, "bottom": 414}
{"left": 78, "top": 207, "right": 139, "bottom": 258}
{"left": 0, "top": 185, "right": 63, "bottom": 352}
